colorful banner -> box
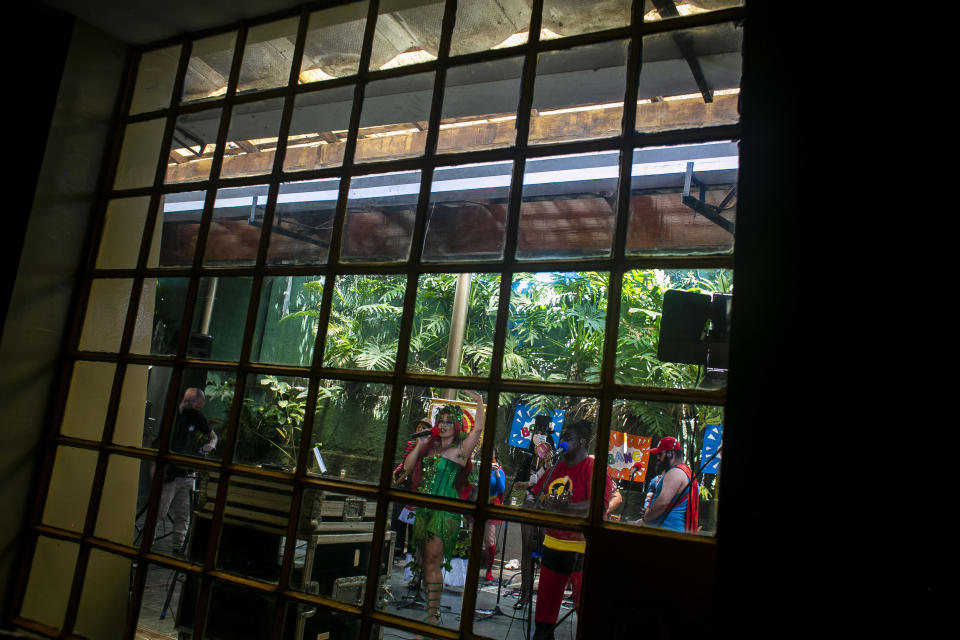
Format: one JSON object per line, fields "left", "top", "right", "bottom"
{"left": 508, "top": 404, "right": 563, "bottom": 449}
{"left": 701, "top": 423, "right": 722, "bottom": 474}
{"left": 607, "top": 431, "right": 652, "bottom": 483}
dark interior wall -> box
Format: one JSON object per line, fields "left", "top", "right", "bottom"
{"left": 0, "top": 8, "right": 127, "bottom": 618}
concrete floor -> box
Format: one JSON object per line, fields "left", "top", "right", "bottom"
{"left": 134, "top": 522, "right": 579, "bottom": 640}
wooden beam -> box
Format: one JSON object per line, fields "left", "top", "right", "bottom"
{"left": 165, "top": 94, "right": 739, "bottom": 182}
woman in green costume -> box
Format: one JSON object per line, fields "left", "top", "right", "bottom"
{"left": 402, "top": 389, "right": 485, "bottom": 627}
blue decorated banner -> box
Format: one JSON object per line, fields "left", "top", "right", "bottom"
{"left": 508, "top": 405, "right": 563, "bottom": 449}
{"left": 701, "top": 423, "right": 722, "bottom": 474}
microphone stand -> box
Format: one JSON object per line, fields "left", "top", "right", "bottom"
{"left": 523, "top": 451, "right": 564, "bottom": 639}
{"left": 476, "top": 470, "right": 520, "bottom": 620}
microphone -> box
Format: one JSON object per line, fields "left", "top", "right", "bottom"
{"left": 629, "top": 461, "right": 643, "bottom": 479}
{"left": 550, "top": 441, "right": 569, "bottom": 464}
{"left": 411, "top": 426, "right": 440, "bottom": 439}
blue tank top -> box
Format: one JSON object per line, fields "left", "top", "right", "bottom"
{"left": 651, "top": 471, "right": 687, "bottom": 532}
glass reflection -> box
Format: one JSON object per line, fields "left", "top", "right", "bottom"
{"left": 308, "top": 379, "right": 392, "bottom": 485}
{"left": 542, "top": 0, "right": 631, "bottom": 37}
{"left": 234, "top": 373, "right": 310, "bottom": 471}
{"left": 284, "top": 86, "right": 354, "bottom": 172}
{"left": 267, "top": 179, "right": 340, "bottom": 264}
{"left": 407, "top": 273, "right": 500, "bottom": 376}
{"left": 504, "top": 272, "right": 609, "bottom": 383}
{"left": 437, "top": 58, "right": 523, "bottom": 154}
{"left": 369, "top": 0, "right": 444, "bottom": 71}
{"left": 356, "top": 73, "right": 434, "bottom": 163}
{"left": 423, "top": 162, "right": 511, "bottom": 262}
{"left": 189, "top": 277, "right": 253, "bottom": 361}
{"left": 321, "top": 274, "right": 406, "bottom": 370}
{"left": 341, "top": 171, "right": 420, "bottom": 262}
{"left": 237, "top": 17, "right": 299, "bottom": 94}
{"left": 615, "top": 268, "right": 732, "bottom": 388}
{"left": 165, "top": 108, "right": 222, "bottom": 184}
{"left": 131, "top": 277, "right": 189, "bottom": 356}
{"left": 449, "top": 0, "right": 532, "bottom": 57}
{"left": 609, "top": 400, "right": 723, "bottom": 536}
{"left": 636, "top": 21, "right": 742, "bottom": 132}
{"left": 251, "top": 276, "right": 323, "bottom": 366}
{"left": 203, "top": 185, "right": 269, "bottom": 266}
{"left": 155, "top": 190, "right": 208, "bottom": 267}
{"left": 517, "top": 152, "right": 619, "bottom": 260}
{"left": 529, "top": 40, "right": 628, "bottom": 145}
{"left": 220, "top": 97, "right": 284, "bottom": 179}
{"left": 181, "top": 32, "right": 236, "bottom": 104}
{"left": 299, "top": 1, "right": 369, "bottom": 84}
{"left": 624, "top": 142, "right": 738, "bottom": 255}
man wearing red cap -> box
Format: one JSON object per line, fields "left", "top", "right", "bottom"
{"left": 641, "top": 436, "right": 699, "bottom": 532}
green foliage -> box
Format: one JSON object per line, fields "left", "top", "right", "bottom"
{"left": 275, "top": 268, "right": 732, "bottom": 460}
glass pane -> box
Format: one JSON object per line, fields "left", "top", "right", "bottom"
{"left": 369, "top": 0, "right": 444, "bottom": 71}
{"left": 285, "top": 86, "right": 354, "bottom": 171}
{"left": 437, "top": 57, "right": 523, "bottom": 154}
{"left": 299, "top": 1, "right": 369, "bottom": 84}
{"left": 644, "top": 0, "right": 743, "bottom": 22}
{"left": 389, "top": 386, "right": 488, "bottom": 506}
{"left": 181, "top": 32, "right": 237, "bottom": 104}
{"left": 165, "top": 107, "right": 222, "bottom": 184}
{"left": 131, "top": 277, "right": 189, "bottom": 355}
{"left": 609, "top": 400, "right": 723, "bottom": 536}
{"left": 60, "top": 360, "right": 115, "bottom": 441}
{"left": 340, "top": 172, "right": 420, "bottom": 262}
{"left": 356, "top": 73, "right": 434, "bottom": 163}
{"left": 423, "top": 162, "right": 511, "bottom": 261}
{"left": 380, "top": 498, "right": 471, "bottom": 631}
{"left": 203, "top": 185, "right": 269, "bottom": 266}
{"left": 148, "top": 462, "right": 211, "bottom": 559}
{"left": 197, "top": 369, "right": 237, "bottom": 452}
{"left": 215, "top": 475, "right": 291, "bottom": 582}
{"left": 221, "top": 97, "right": 285, "bottom": 179}
{"left": 134, "top": 562, "right": 195, "bottom": 637}
{"left": 189, "top": 276, "right": 253, "bottom": 361}
{"left": 625, "top": 142, "right": 738, "bottom": 255}
{"left": 74, "top": 549, "right": 132, "bottom": 639}
{"left": 129, "top": 44, "right": 181, "bottom": 115}
{"left": 113, "top": 118, "right": 165, "bottom": 190}
{"left": 471, "top": 515, "right": 586, "bottom": 638}
{"left": 504, "top": 272, "right": 609, "bottom": 383}
{"left": 637, "top": 21, "right": 742, "bottom": 132}
{"left": 19, "top": 536, "right": 78, "bottom": 630}
{"left": 96, "top": 197, "right": 149, "bottom": 269}
{"left": 154, "top": 190, "right": 208, "bottom": 267}
{"left": 286, "top": 491, "right": 387, "bottom": 602}
{"left": 542, "top": 0, "right": 631, "bottom": 37}
{"left": 267, "top": 178, "right": 341, "bottom": 264}
{"left": 203, "top": 582, "right": 277, "bottom": 639}
{"left": 114, "top": 364, "right": 171, "bottom": 448}
{"left": 615, "top": 269, "right": 732, "bottom": 388}
{"left": 529, "top": 40, "right": 627, "bottom": 145}
{"left": 284, "top": 601, "right": 362, "bottom": 640}
{"left": 517, "top": 152, "right": 618, "bottom": 260}
{"left": 42, "top": 446, "right": 98, "bottom": 532}
{"left": 237, "top": 16, "right": 299, "bottom": 94}
{"left": 78, "top": 278, "right": 133, "bottom": 353}
{"left": 407, "top": 273, "right": 500, "bottom": 376}
{"left": 93, "top": 454, "right": 142, "bottom": 546}
{"left": 308, "top": 379, "right": 393, "bottom": 485}
{"left": 235, "top": 373, "right": 311, "bottom": 470}
{"left": 251, "top": 276, "right": 323, "bottom": 366}
{"left": 449, "top": 0, "right": 532, "bottom": 57}
{"left": 322, "top": 274, "right": 407, "bottom": 370}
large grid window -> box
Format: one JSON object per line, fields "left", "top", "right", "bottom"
{"left": 11, "top": 1, "right": 743, "bottom": 639}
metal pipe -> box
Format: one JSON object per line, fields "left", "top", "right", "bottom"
{"left": 442, "top": 272, "right": 472, "bottom": 399}
{"left": 199, "top": 277, "right": 219, "bottom": 334}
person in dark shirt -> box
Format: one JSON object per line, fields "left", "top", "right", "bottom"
{"left": 156, "top": 387, "right": 217, "bottom": 554}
